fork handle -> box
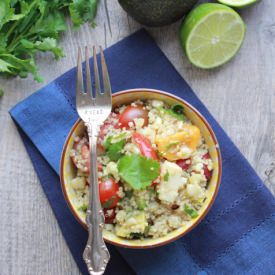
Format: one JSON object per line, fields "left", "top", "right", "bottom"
{"left": 83, "top": 123, "right": 110, "bottom": 275}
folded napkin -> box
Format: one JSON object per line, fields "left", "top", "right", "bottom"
{"left": 10, "top": 29, "right": 275, "bottom": 275}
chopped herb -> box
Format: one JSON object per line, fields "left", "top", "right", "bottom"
{"left": 184, "top": 204, "right": 199, "bottom": 219}
{"left": 125, "top": 190, "right": 133, "bottom": 199}
{"left": 144, "top": 226, "right": 150, "bottom": 236}
{"left": 162, "top": 104, "right": 186, "bottom": 121}
{"left": 118, "top": 155, "right": 160, "bottom": 190}
{"left": 171, "top": 104, "right": 184, "bottom": 114}
{"left": 137, "top": 198, "right": 147, "bottom": 210}
{"left": 103, "top": 135, "right": 125, "bottom": 161}
{"left": 164, "top": 172, "right": 169, "bottom": 182}
{"left": 103, "top": 136, "right": 112, "bottom": 149}
{"left": 111, "top": 132, "right": 127, "bottom": 143}
{"left": 78, "top": 204, "right": 88, "bottom": 212}
{"left": 130, "top": 233, "right": 144, "bottom": 239}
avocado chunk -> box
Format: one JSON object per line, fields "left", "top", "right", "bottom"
{"left": 115, "top": 212, "right": 148, "bottom": 238}
{"left": 118, "top": 0, "right": 198, "bottom": 27}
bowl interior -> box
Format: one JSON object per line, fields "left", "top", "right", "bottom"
{"left": 61, "top": 89, "right": 221, "bottom": 248}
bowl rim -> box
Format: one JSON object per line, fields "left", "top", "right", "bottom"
{"left": 60, "top": 88, "right": 222, "bottom": 249}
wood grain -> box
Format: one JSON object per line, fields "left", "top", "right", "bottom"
{"left": 0, "top": 0, "right": 274, "bottom": 274}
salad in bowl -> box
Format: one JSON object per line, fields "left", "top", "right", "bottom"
{"left": 60, "top": 89, "right": 221, "bottom": 248}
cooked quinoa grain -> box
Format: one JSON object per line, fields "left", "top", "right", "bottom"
{"left": 69, "top": 100, "right": 213, "bottom": 239}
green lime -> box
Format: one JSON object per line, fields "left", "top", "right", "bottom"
{"left": 180, "top": 3, "right": 246, "bottom": 69}
{"left": 217, "top": 0, "right": 259, "bottom": 8}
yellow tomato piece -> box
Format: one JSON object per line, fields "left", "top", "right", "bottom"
{"left": 156, "top": 125, "right": 201, "bottom": 161}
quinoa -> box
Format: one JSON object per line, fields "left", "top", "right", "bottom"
{"left": 68, "top": 99, "right": 214, "bottom": 239}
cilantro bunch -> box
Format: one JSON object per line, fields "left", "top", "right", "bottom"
{"left": 0, "top": 0, "right": 98, "bottom": 83}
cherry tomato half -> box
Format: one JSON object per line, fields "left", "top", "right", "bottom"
{"left": 132, "top": 132, "right": 158, "bottom": 160}
{"left": 176, "top": 158, "right": 192, "bottom": 171}
{"left": 99, "top": 178, "right": 120, "bottom": 209}
{"left": 118, "top": 105, "right": 148, "bottom": 129}
{"left": 103, "top": 208, "right": 116, "bottom": 224}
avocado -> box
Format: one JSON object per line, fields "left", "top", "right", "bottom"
{"left": 118, "top": 0, "right": 199, "bottom": 27}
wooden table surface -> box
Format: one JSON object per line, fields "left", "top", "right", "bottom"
{"left": 0, "top": 1, "right": 274, "bottom": 274}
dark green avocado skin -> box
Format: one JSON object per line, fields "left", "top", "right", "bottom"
{"left": 118, "top": 0, "right": 199, "bottom": 27}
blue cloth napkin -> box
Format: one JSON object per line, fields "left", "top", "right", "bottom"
{"left": 10, "top": 29, "right": 275, "bottom": 275}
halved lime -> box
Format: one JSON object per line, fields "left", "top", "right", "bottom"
{"left": 217, "top": 0, "right": 259, "bottom": 8}
{"left": 180, "top": 3, "right": 246, "bottom": 69}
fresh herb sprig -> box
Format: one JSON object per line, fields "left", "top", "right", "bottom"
{"left": 0, "top": 0, "right": 98, "bottom": 86}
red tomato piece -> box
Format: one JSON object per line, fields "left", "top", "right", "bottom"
{"left": 132, "top": 132, "right": 158, "bottom": 160}
{"left": 202, "top": 153, "right": 210, "bottom": 160}
{"left": 71, "top": 139, "right": 90, "bottom": 173}
{"left": 97, "top": 163, "right": 103, "bottom": 172}
{"left": 176, "top": 158, "right": 192, "bottom": 171}
{"left": 98, "top": 113, "right": 120, "bottom": 149}
{"left": 103, "top": 208, "right": 116, "bottom": 224}
{"left": 203, "top": 164, "right": 212, "bottom": 181}
{"left": 71, "top": 140, "right": 80, "bottom": 167}
{"left": 202, "top": 152, "right": 212, "bottom": 181}
{"left": 81, "top": 143, "right": 89, "bottom": 160}
{"left": 118, "top": 105, "right": 148, "bottom": 129}
{"left": 99, "top": 178, "right": 120, "bottom": 209}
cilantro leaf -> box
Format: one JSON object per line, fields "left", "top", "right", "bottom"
{"left": 78, "top": 204, "right": 87, "bottom": 212}
{"left": 69, "top": 0, "right": 98, "bottom": 28}
{"left": 103, "top": 136, "right": 125, "bottom": 162}
{"left": 0, "top": 0, "right": 98, "bottom": 91}
{"left": 0, "top": 58, "right": 14, "bottom": 72}
{"left": 125, "top": 190, "right": 133, "bottom": 199}
{"left": 184, "top": 204, "right": 198, "bottom": 219}
{"left": 118, "top": 155, "right": 160, "bottom": 190}
{"left": 162, "top": 104, "right": 186, "bottom": 121}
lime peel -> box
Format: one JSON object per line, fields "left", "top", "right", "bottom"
{"left": 180, "top": 3, "right": 246, "bottom": 69}
{"left": 217, "top": 0, "right": 260, "bottom": 8}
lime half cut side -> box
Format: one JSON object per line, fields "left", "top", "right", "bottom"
{"left": 180, "top": 3, "right": 246, "bottom": 69}
{"left": 217, "top": 0, "right": 259, "bottom": 8}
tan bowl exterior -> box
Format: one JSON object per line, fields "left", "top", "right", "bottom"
{"left": 60, "top": 88, "right": 222, "bottom": 249}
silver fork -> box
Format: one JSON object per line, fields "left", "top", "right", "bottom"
{"left": 76, "top": 46, "right": 111, "bottom": 274}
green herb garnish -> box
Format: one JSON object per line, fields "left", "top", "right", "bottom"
{"left": 103, "top": 136, "right": 125, "bottom": 161}
{"left": 162, "top": 104, "right": 186, "bottom": 121}
{"left": 0, "top": 0, "right": 98, "bottom": 85}
{"left": 144, "top": 226, "right": 150, "bottom": 236}
{"left": 164, "top": 172, "right": 169, "bottom": 182}
{"left": 130, "top": 232, "right": 144, "bottom": 239}
{"left": 137, "top": 198, "right": 147, "bottom": 210}
{"left": 78, "top": 204, "right": 88, "bottom": 212}
{"left": 118, "top": 155, "right": 160, "bottom": 190}
{"left": 125, "top": 190, "right": 133, "bottom": 199}
{"left": 184, "top": 204, "right": 199, "bottom": 219}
